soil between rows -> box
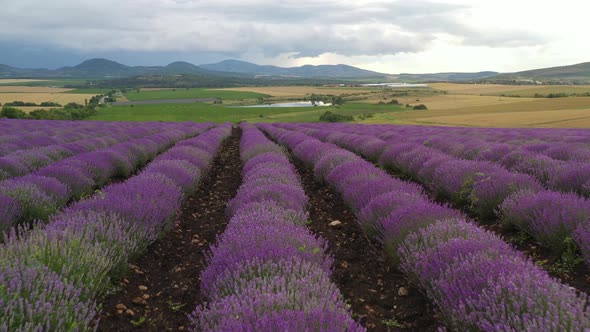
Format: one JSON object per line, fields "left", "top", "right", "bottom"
{"left": 291, "top": 157, "right": 440, "bottom": 331}
{"left": 97, "top": 127, "right": 242, "bottom": 331}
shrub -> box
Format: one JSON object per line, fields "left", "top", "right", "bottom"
{"left": 319, "top": 111, "right": 353, "bottom": 122}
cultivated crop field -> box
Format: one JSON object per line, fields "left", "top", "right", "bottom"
{"left": 430, "top": 83, "right": 590, "bottom": 96}
{"left": 1, "top": 119, "right": 590, "bottom": 331}
{"left": 0, "top": 79, "right": 49, "bottom": 85}
{"left": 124, "top": 88, "right": 268, "bottom": 101}
{"left": 0, "top": 85, "right": 98, "bottom": 109}
{"left": 211, "top": 84, "right": 590, "bottom": 127}
{"left": 91, "top": 102, "right": 405, "bottom": 123}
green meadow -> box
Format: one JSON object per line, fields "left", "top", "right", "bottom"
{"left": 124, "top": 88, "right": 268, "bottom": 101}
{"left": 90, "top": 102, "right": 406, "bottom": 123}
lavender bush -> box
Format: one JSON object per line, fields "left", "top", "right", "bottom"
{"left": 0, "top": 123, "right": 230, "bottom": 329}
{"left": 501, "top": 190, "right": 590, "bottom": 253}
{"left": 192, "top": 123, "right": 362, "bottom": 331}
{"left": 260, "top": 123, "right": 590, "bottom": 331}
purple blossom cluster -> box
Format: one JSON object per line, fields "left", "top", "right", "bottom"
{"left": 190, "top": 123, "right": 363, "bottom": 332}
{"left": 259, "top": 123, "right": 590, "bottom": 331}
{"left": 399, "top": 219, "right": 590, "bottom": 331}
{"left": 299, "top": 123, "right": 590, "bottom": 195}
{"left": 0, "top": 119, "right": 196, "bottom": 180}
{"left": 271, "top": 123, "right": 590, "bottom": 267}
{"left": 0, "top": 123, "right": 213, "bottom": 231}
{"left": 0, "top": 124, "right": 232, "bottom": 330}
{"left": 500, "top": 190, "right": 590, "bottom": 254}
{"left": 274, "top": 123, "right": 543, "bottom": 220}
{"left": 0, "top": 119, "right": 153, "bottom": 154}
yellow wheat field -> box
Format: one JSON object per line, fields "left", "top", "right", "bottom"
{"left": 0, "top": 86, "right": 73, "bottom": 93}
{"left": 394, "top": 94, "right": 538, "bottom": 110}
{"left": 430, "top": 83, "right": 590, "bottom": 97}
{"left": 0, "top": 79, "right": 49, "bottom": 84}
{"left": 0, "top": 93, "right": 96, "bottom": 107}
{"left": 408, "top": 108, "right": 590, "bottom": 128}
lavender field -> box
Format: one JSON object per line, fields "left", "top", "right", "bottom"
{"left": 1, "top": 118, "right": 590, "bottom": 331}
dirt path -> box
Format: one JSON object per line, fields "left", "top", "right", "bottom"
{"left": 97, "top": 127, "right": 242, "bottom": 331}
{"left": 291, "top": 157, "right": 440, "bottom": 331}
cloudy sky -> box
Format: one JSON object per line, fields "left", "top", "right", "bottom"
{"left": 0, "top": 0, "right": 587, "bottom": 73}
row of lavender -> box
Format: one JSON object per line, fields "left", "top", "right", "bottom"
{"left": 299, "top": 123, "right": 590, "bottom": 197}
{"left": 0, "top": 124, "right": 231, "bottom": 331}
{"left": 0, "top": 123, "right": 213, "bottom": 235}
{"left": 354, "top": 124, "right": 590, "bottom": 151}
{"left": 0, "top": 119, "right": 169, "bottom": 156}
{"left": 189, "top": 123, "right": 363, "bottom": 331}
{"left": 260, "top": 123, "right": 590, "bottom": 331}
{"left": 0, "top": 121, "right": 201, "bottom": 180}
{"left": 276, "top": 123, "right": 590, "bottom": 266}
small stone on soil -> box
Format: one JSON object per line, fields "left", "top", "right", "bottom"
{"left": 132, "top": 297, "right": 148, "bottom": 306}
{"left": 329, "top": 220, "right": 342, "bottom": 227}
{"left": 398, "top": 287, "right": 409, "bottom": 296}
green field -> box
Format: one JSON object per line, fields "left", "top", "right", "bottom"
{"left": 124, "top": 88, "right": 268, "bottom": 101}
{"left": 90, "top": 103, "right": 406, "bottom": 123}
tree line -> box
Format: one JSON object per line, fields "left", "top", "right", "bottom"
{"left": 0, "top": 92, "right": 115, "bottom": 120}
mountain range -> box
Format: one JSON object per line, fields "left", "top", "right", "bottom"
{"left": 0, "top": 58, "right": 388, "bottom": 79}
{"left": 199, "top": 59, "right": 386, "bottom": 78}
{"left": 0, "top": 58, "right": 589, "bottom": 83}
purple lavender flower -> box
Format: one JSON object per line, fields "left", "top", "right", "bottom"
{"left": 143, "top": 159, "right": 202, "bottom": 193}
{"left": 192, "top": 258, "right": 363, "bottom": 332}
{"left": 20, "top": 175, "right": 71, "bottom": 207}
{"left": 379, "top": 200, "right": 463, "bottom": 261}
{"left": 0, "top": 157, "right": 27, "bottom": 178}
{"left": 0, "top": 260, "right": 98, "bottom": 331}
{"left": 227, "top": 183, "right": 308, "bottom": 218}
{"left": 575, "top": 222, "right": 590, "bottom": 266}
{"left": 69, "top": 172, "right": 183, "bottom": 243}
{"left": 0, "top": 194, "right": 22, "bottom": 234}
{"left": 551, "top": 162, "right": 590, "bottom": 196}
{"left": 0, "top": 180, "right": 57, "bottom": 225}
{"left": 37, "top": 165, "right": 95, "bottom": 199}
{"left": 501, "top": 189, "right": 590, "bottom": 253}
{"left": 399, "top": 219, "right": 590, "bottom": 331}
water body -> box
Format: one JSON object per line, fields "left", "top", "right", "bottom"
{"left": 237, "top": 101, "right": 333, "bottom": 108}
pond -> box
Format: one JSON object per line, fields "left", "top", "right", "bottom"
{"left": 236, "top": 101, "right": 333, "bottom": 108}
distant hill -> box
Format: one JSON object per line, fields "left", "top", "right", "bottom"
{"left": 199, "top": 59, "right": 389, "bottom": 78}
{"left": 397, "top": 71, "right": 499, "bottom": 82}
{"left": 0, "top": 58, "right": 222, "bottom": 79}
{"left": 486, "top": 62, "right": 590, "bottom": 84}
{"left": 0, "top": 58, "right": 389, "bottom": 79}
{"left": 58, "top": 58, "right": 143, "bottom": 77}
